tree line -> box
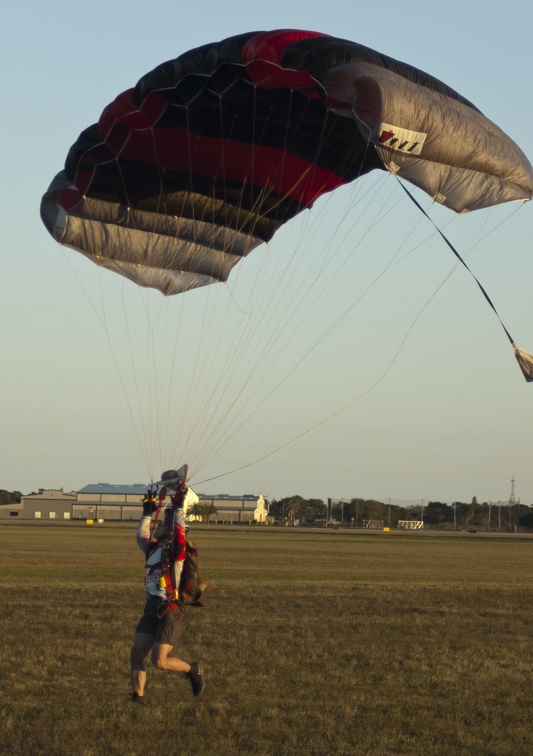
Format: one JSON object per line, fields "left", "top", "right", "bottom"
{"left": 0, "top": 490, "right": 22, "bottom": 505}
{"left": 268, "top": 496, "right": 533, "bottom": 531}
{"left": 3, "top": 489, "right": 532, "bottom": 530}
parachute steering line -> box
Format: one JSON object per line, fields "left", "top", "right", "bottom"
{"left": 399, "top": 181, "right": 533, "bottom": 382}
{"left": 195, "top": 190, "right": 533, "bottom": 487}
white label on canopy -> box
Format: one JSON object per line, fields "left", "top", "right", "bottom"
{"left": 374, "top": 123, "right": 427, "bottom": 156}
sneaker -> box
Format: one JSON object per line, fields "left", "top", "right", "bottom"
{"left": 186, "top": 662, "right": 204, "bottom": 697}
{"left": 131, "top": 692, "right": 145, "bottom": 705}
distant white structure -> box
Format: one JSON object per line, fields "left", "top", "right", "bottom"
{"left": 254, "top": 494, "right": 268, "bottom": 523}
{"left": 363, "top": 519, "right": 384, "bottom": 529}
{"left": 194, "top": 492, "right": 267, "bottom": 523}
{"left": 398, "top": 520, "right": 424, "bottom": 530}
{"left": 182, "top": 488, "right": 199, "bottom": 514}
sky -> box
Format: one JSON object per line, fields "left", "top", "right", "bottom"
{"left": 2, "top": 0, "right": 533, "bottom": 504}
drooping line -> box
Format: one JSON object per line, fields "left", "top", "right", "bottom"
{"left": 398, "top": 181, "right": 516, "bottom": 344}
{"left": 399, "top": 180, "right": 533, "bottom": 382}
{"left": 192, "top": 187, "right": 533, "bottom": 485}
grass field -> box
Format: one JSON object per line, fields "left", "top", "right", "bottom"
{"left": 1, "top": 523, "right": 532, "bottom": 755}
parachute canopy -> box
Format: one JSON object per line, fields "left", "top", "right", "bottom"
{"left": 41, "top": 29, "right": 533, "bottom": 296}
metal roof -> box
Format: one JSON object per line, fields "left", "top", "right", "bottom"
{"left": 78, "top": 484, "right": 148, "bottom": 495}
{"left": 78, "top": 485, "right": 258, "bottom": 501}
{"left": 197, "top": 493, "right": 259, "bottom": 502}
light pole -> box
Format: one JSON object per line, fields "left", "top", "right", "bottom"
{"left": 509, "top": 475, "right": 516, "bottom": 533}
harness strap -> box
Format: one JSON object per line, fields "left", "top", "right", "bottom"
{"left": 160, "top": 484, "right": 187, "bottom": 600}
{"left": 143, "top": 599, "right": 185, "bottom": 625}
{"left": 156, "top": 600, "right": 185, "bottom": 621}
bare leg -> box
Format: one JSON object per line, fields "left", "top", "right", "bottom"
{"left": 130, "top": 632, "right": 154, "bottom": 695}
{"left": 151, "top": 642, "right": 191, "bottom": 674}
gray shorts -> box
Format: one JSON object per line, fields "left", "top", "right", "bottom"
{"left": 135, "top": 596, "right": 185, "bottom": 647}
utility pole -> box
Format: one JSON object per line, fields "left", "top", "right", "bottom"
{"left": 509, "top": 475, "right": 516, "bottom": 532}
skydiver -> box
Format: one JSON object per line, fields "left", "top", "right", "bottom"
{"left": 130, "top": 467, "right": 204, "bottom": 703}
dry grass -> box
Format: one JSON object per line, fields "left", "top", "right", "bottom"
{"left": 1, "top": 524, "right": 532, "bottom": 755}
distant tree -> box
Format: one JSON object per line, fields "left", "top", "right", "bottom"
{"left": 284, "top": 495, "right": 304, "bottom": 525}
{"left": 519, "top": 506, "right": 533, "bottom": 529}
{"left": 0, "top": 490, "right": 22, "bottom": 505}
{"left": 424, "top": 502, "right": 453, "bottom": 526}
{"left": 188, "top": 502, "right": 204, "bottom": 521}
{"left": 339, "top": 498, "right": 407, "bottom": 526}
{"left": 242, "top": 493, "right": 520, "bottom": 530}
{"left": 454, "top": 502, "right": 480, "bottom": 528}
{"left": 200, "top": 501, "right": 218, "bottom": 524}
{"left": 342, "top": 498, "right": 392, "bottom": 526}
{"left": 358, "top": 499, "right": 388, "bottom": 522}
{"left": 298, "top": 499, "right": 310, "bottom": 524}
{"left": 269, "top": 496, "right": 324, "bottom": 524}
{"left": 471, "top": 501, "right": 488, "bottom": 527}
{"left": 268, "top": 499, "right": 283, "bottom": 520}
{"left": 451, "top": 500, "right": 486, "bottom": 528}
{"left": 300, "top": 498, "right": 326, "bottom": 524}
{"left": 405, "top": 505, "right": 424, "bottom": 522}
{"left": 273, "top": 496, "right": 301, "bottom": 523}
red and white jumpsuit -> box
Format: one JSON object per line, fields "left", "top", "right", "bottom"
{"left": 136, "top": 506, "right": 187, "bottom": 602}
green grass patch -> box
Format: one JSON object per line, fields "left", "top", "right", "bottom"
{"left": 1, "top": 524, "right": 532, "bottom": 754}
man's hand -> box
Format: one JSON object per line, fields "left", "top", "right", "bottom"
{"left": 142, "top": 496, "right": 157, "bottom": 517}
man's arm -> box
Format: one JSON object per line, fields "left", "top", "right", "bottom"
{"left": 136, "top": 494, "right": 157, "bottom": 552}
{"left": 136, "top": 515, "right": 151, "bottom": 552}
